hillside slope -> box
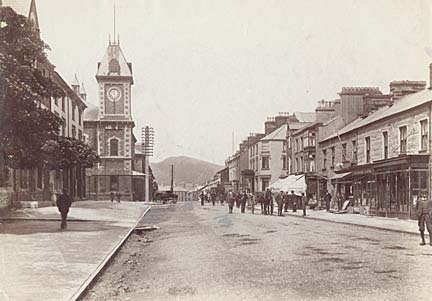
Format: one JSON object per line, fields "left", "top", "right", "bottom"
{"left": 150, "top": 156, "right": 223, "bottom": 187}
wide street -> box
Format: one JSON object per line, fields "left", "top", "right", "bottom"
{"left": 86, "top": 202, "right": 432, "bottom": 301}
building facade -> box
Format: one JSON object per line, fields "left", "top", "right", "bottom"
{"left": 84, "top": 38, "right": 141, "bottom": 201}
{"left": 318, "top": 87, "right": 431, "bottom": 219}
{"left": 0, "top": 0, "right": 87, "bottom": 208}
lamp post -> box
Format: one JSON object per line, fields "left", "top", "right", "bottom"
{"left": 141, "top": 126, "right": 154, "bottom": 202}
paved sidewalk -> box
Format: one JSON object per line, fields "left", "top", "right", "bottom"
{"left": 0, "top": 201, "right": 149, "bottom": 301}
{"left": 273, "top": 206, "right": 419, "bottom": 235}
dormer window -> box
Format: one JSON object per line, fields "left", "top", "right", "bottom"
{"left": 108, "top": 58, "right": 120, "bottom": 75}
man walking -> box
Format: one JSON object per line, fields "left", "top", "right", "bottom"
{"left": 211, "top": 191, "right": 216, "bottom": 206}
{"left": 290, "top": 190, "right": 297, "bottom": 212}
{"left": 302, "top": 192, "right": 308, "bottom": 217}
{"left": 249, "top": 191, "right": 256, "bottom": 214}
{"left": 228, "top": 191, "right": 234, "bottom": 214}
{"left": 200, "top": 192, "right": 205, "bottom": 206}
{"left": 416, "top": 192, "right": 432, "bottom": 246}
{"left": 57, "top": 189, "right": 72, "bottom": 229}
{"left": 240, "top": 191, "right": 248, "bottom": 213}
{"left": 325, "top": 191, "right": 332, "bottom": 212}
{"left": 115, "top": 191, "right": 121, "bottom": 203}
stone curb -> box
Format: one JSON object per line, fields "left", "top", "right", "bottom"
{"left": 71, "top": 205, "right": 152, "bottom": 301}
{"left": 0, "top": 217, "right": 105, "bottom": 222}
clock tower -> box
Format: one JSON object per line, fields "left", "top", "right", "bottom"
{"left": 89, "top": 38, "right": 136, "bottom": 200}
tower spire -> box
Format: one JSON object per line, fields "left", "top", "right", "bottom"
{"left": 113, "top": 4, "right": 116, "bottom": 44}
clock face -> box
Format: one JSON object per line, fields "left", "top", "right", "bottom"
{"left": 107, "top": 86, "right": 122, "bottom": 102}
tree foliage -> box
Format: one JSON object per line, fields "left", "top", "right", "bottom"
{"left": 0, "top": 6, "right": 64, "bottom": 169}
{"left": 0, "top": 6, "right": 99, "bottom": 171}
{"left": 42, "top": 137, "right": 100, "bottom": 169}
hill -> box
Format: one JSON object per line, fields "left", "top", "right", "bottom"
{"left": 150, "top": 156, "right": 223, "bottom": 187}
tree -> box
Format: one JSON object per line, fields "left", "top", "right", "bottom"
{"left": 0, "top": 6, "right": 63, "bottom": 171}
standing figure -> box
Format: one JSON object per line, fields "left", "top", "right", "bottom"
{"left": 290, "top": 191, "right": 297, "bottom": 212}
{"left": 220, "top": 192, "right": 225, "bottom": 205}
{"left": 116, "top": 191, "right": 121, "bottom": 203}
{"left": 211, "top": 192, "right": 216, "bottom": 206}
{"left": 57, "top": 189, "right": 72, "bottom": 229}
{"left": 325, "top": 192, "right": 331, "bottom": 212}
{"left": 240, "top": 191, "right": 248, "bottom": 213}
{"left": 228, "top": 191, "right": 235, "bottom": 214}
{"left": 249, "top": 191, "right": 256, "bottom": 214}
{"left": 283, "top": 191, "right": 289, "bottom": 212}
{"left": 200, "top": 192, "right": 205, "bottom": 206}
{"left": 264, "top": 189, "right": 272, "bottom": 215}
{"left": 416, "top": 192, "right": 432, "bottom": 246}
{"left": 110, "top": 191, "right": 115, "bottom": 203}
{"left": 302, "top": 192, "right": 307, "bottom": 217}
{"left": 276, "top": 192, "right": 284, "bottom": 216}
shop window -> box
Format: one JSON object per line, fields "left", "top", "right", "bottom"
{"left": 262, "top": 156, "right": 269, "bottom": 170}
{"left": 420, "top": 119, "right": 428, "bottom": 151}
{"left": 20, "top": 169, "right": 28, "bottom": 189}
{"left": 399, "top": 126, "right": 407, "bottom": 154}
{"left": 383, "top": 131, "right": 388, "bottom": 159}
{"left": 365, "top": 137, "right": 371, "bottom": 163}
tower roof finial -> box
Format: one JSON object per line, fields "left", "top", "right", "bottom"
{"left": 113, "top": 4, "right": 116, "bottom": 44}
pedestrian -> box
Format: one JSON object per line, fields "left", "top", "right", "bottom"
{"left": 249, "top": 191, "right": 256, "bottom": 214}
{"left": 200, "top": 192, "right": 205, "bottom": 206}
{"left": 416, "top": 192, "right": 432, "bottom": 246}
{"left": 325, "top": 191, "right": 331, "bottom": 212}
{"left": 302, "top": 192, "right": 307, "bottom": 217}
{"left": 264, "top": 189, "right": 271, "bottom": 215}
{"left": 110, "top": 191, "right": 115, "bottom": 203}
{"left": 116, "top": 191, "right": 121, "bottom": 203}
{"left": 276, "top": 191, "right": 284, "bottom": 216}
{"left": 228, "top": 191, "right": 234, "bottom": 214}
{"left": 240, "top": 191, "right": 248, "bottom": 213}
{"left": 57, "top": 189, "right": 72, "bottom": 229}
{"left": 291, "top": 190, "right": 297, "bottom": 212}
{"left": 220, "top": 192, "right": 225, "bottom": 205}
{"left": 211, "top": 191, "right": 216, "bottom": 206}
{"left": 283, "top": 191, "right": 289, "bottom": 212}
{"left": 235, "top": 193, "right": 241, "bottom": 209}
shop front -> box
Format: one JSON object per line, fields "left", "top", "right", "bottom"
{"left": 373, "top": 155, "right": 429, "bottom": 219}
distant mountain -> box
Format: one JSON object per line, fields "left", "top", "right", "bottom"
{"left": 150, "top": 156, "right": 223, "bottom": 187}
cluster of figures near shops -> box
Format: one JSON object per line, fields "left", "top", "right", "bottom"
{"left": 198, "top": 189, "right": 325, "bottom": 217}
{"left": 198, "top": 190, "right": 432, "bottom": 247}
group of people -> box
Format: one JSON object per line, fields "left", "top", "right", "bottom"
{"left": 199, "top": 189, "right": 310, "bottom": 217}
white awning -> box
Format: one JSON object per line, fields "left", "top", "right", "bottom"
{"left": 269, "top": 174, "right": 306, "bottom": 194}
{"left": 330, "top": 172, "right": 351, "bottom": 180}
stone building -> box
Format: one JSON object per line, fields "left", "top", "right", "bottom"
{"left": 318, "top": 83, "right": 430, "bottom": 219}
{"left": 0, "top": 0, "right": 87, "bottom": 208}
{"left": 84, "top": 37, "right": 143, "bottom": 201}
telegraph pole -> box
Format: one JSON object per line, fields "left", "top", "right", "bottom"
{"left": 170, "top": 164, "right": 174, "bottom": 193}
{"left": 141, "top": 126, "right": 154, "bottom": 202}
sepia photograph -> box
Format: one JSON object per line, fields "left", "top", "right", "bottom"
{"left": 0, "top": 0, "right": 432, "bottom": 300}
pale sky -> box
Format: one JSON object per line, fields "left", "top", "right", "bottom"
{"left": 19, "top": 0, "right": 432, "bottom": 164}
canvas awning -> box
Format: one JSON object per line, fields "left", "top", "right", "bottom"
{"left": 269, "top": 174, "right": 306, "bottom": 195}
{"left": 330, "top": 172, "right": 352, "bottom": 180}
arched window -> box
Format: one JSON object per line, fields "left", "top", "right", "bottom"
{"left": 108, "top": 58, "right": 120, "bottom": 74}
{"left": 110, "top": 139, "right": 119, "bottom": 156}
